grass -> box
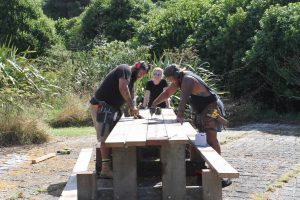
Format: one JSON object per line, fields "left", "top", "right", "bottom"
{"left": 0, "top": 111, "right": 49, "bottom": 146}
{"left": 250, "top": 193, "right": 269, "bottom": 200}
{"left": 50, "top": 126, "right": 95, "bottom": 137}
{"left": 220, "top": 133, "right": 247, "bottom": 145}
{"left": 250, "top": 163, "right": 300, "bottom": 200}
{"left": 267, "top": 163, "right": 300, "bottom": 192}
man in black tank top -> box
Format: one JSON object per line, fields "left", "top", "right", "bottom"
{"left": 90, "top": 61, "right": 151, "bottom": 178}
{"left": 151, "top": 64, "right": 231, "bottom": 187}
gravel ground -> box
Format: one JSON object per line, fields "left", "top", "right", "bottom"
{"left": 0, "top": 123, "right": 299, "bottom": 200}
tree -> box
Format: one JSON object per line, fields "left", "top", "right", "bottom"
{"left": 243, "top": 2, "right": 300, "bottom": 110}
{"left": 134, "top": 0, "right": 210, "bottom": 55}
{"left": 79, "top": 0, "right": 152, "bottom": 43}
{"left": 42, "top": 0, "right": 90, "bottom": 19}
{"left": 0, "top": 0, "right": 58, "bottom": 55}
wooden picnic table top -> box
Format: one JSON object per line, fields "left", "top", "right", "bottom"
{"left": 105, "top": 108, "right": 197, "bottom": 148}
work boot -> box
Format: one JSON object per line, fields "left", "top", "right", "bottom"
{"left": 221, "top": 178, "right": 232, "bottom": 188}
{"left": 99, "top": 160, "right": 113, "bottom": 179}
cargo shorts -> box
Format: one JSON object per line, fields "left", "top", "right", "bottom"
{"left": 195, "top": 102, "right": 222, "bottom": 132}
{"left": 90, "top": 105, "right": 113, "bottom": 142}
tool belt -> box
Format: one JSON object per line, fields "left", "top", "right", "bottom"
{"left": 96, "top": 101, "right": 121, "bottom": 136}
{"left": 194, "top": 102, "right": 228, "bottom": 132}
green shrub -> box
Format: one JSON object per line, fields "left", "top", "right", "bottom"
{"left": 244, "top": 3, "right": 300, "bottom": 110}
{"left": 135, "top": 0, "right": 210, "bottom": 55}
{"left": 42, "top": 0, "right": 90, "bottom": 19}
{"left": 0, "top": 43, "right": 59, "bottom": 107}
{"left": 39, "top": 41, "right": 150, "bottom": 96}
{"left": 0, "top": 0, "right": 58, "bottom": 55}
{"left": 72, "top": 0, "right": 152, "bottom": 48}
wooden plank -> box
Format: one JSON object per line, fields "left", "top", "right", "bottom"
{"left": 147, "top": 109, "right": 169, "bottom": 145}
{"left": 161, "top": 143, "right": 186, "bottom": 200}
{"left": 31, "top": 153, "right": 56, "bottom": 164}
{"left": 124, "top": 114, "right": 148, "bottom": 147}
{"left": 77, "top": 171, "right": 96, "bottom": 200}
{"left": 59, "top": 148, "right": 93, "bottom": 200}
{"left": 113, "top": 147, "right": 137, "bottom": 200}
{"left": 202, "top": 169, "right": 222, "bottom": 200}
{"left": 162, "top": 113, "right": 189, "bottom": 144}
{"left": 104, "top": 118, "right": 133, "bottom": 147}
{"left": 196, "top": 146, "right": 239, "bottom": 179}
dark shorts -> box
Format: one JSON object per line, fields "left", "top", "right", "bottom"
{"left": 195, "top": 102, "right": 222, "bottom": 132}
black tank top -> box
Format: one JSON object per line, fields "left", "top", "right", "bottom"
{"left": 182, "top": 72, "right": 217, "bottom": 113}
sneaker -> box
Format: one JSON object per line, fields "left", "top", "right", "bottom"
{"left": 221, "top": 179, "right": 232, "bottom": 188}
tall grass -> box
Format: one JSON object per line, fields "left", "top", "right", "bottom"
{"left": 0, "top": 109, "right": 49, "bottom": 146}
{"left": 0, "top": 43, "right": 55, "bottom": 146}
{"left": 48, "top": 94, "right": 92, "bottom": 127}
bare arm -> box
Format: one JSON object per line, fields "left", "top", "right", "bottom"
{"left": 163, "top": 87, "right": 171, "bottom": 108}
{"left": 152, "top": 83, "right": 177, "bottom": 107}
{"left": 143, "top": 90, "right": 150, "bottom": 108}
{"left": 119, "top": 78, "right": 135, "bottom": 110}
{"left": 177, "top": 76, "right": 194, "bottom": 117}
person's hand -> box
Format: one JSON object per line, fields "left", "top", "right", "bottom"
{"left": 176, "top": 116, "right": 184, "bottom": 125}
{"left": 130, "top": 106, "right": 139, "bottom": 116}
{"left": 133, "top": 114, "right": 144, "bottom": 119}
{"left": 149, "top": 106, "right": 156, "bottom": 116}
{"left": 176, "top": 112, "right": 184, "bottom": 124}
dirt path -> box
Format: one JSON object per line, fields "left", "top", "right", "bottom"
{"left": 0, "top": 135, "right": 96, "bottom": 200}
{"left": 0, "top": 123, "right": 299, "bottom": 200}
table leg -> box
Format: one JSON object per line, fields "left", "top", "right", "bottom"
{"left": 161, "top": 144, "right": 186, "bottom": 200}
{"left": 112, "top": 147, "right": 137, "bottom": 200}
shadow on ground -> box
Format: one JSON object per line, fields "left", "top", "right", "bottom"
{"left": 47, "top": 182, "right": 67, "bottom": 197}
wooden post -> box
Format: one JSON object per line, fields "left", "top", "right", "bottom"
{"left": 161, "top": 143, "right": 186, "bottom": 200}
{"left": 202, "top": 169, "right": 222, "bottom": 200}
{"left": 77, "top": 171, "right": 97, "bottom": 200}
{"left": 113, "top": 147, "right": 137, "bottom": 200}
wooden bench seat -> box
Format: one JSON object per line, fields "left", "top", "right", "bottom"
{"left": 186, "top": 130, "right": 239, "bottom": 200}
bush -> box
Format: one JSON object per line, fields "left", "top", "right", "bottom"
{"left": 42, "top": 0, "right": 90, "bottom": 19}
{"left": 244, "top": 3, "right": 300, "bottom": 110}
{"left": 48, "top": 94, "right": 92, "bottom": 127}
{"left": 73, "top": 0, "right": 152, "bottom": 47}
{"left": 39, "top": 41, "right": 150, "bottom": 96}
{"left": 0, "top": 109, "right": 49, "bottom": 146}
{"left": 0, "top": 43, "right": 60, "bottom": 107}
{"left": 135, "top": 0, "right": 210, "bottom": 55}
{"left": 0, "top": 0, "right": 58, "bottom": 55}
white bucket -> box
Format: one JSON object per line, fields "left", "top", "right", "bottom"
{"left": 195, "top": 132, "right": 207, "bottom": 147}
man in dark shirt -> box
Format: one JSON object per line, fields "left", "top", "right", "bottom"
{"left": 90, "top": 61, "right": 151, "bottom": 178}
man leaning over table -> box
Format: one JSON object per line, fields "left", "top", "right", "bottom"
{"left": 90, "top": 61, "right": 151, "bottom": 178}
{"left": 150, "top": 64, "right": 232, "bottom": 187}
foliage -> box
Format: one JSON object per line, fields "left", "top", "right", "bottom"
{"left": 74, "top": 0, "right": 152, "bottom": 47}
{"left": 192, "top": 0, "right": 298, "bottom": 74}
{"left": 39, "top": 41, "right": 150, "bottom": 95}
{"left": 0, "top": 0, "right": 58, "bottom": 55}
{"left": 42, "top": 0, "right": 90, "bottom": 19}
{"left": 135, "top": 48, "right": 221, "bottom": 119}
{"left": 48, "top": 94, "right": 92, "bottom": 127}
{"left": 0, "top": 109, "right": 49, "bottom": 146}
{"left": 244, "top": 3, "right": 300, "bottom": 109}
{"left": 134, "top": 0, "right": 210, "bottom": 55}
{"left": 0, "top": 43, "right": 59, "bottom": 108}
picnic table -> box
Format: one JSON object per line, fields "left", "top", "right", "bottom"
{"left": 105, "top": 108, "right": 192, "bottom": 200}
{"left": 67, "top": 108, "right": 239, "bottom": 200}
